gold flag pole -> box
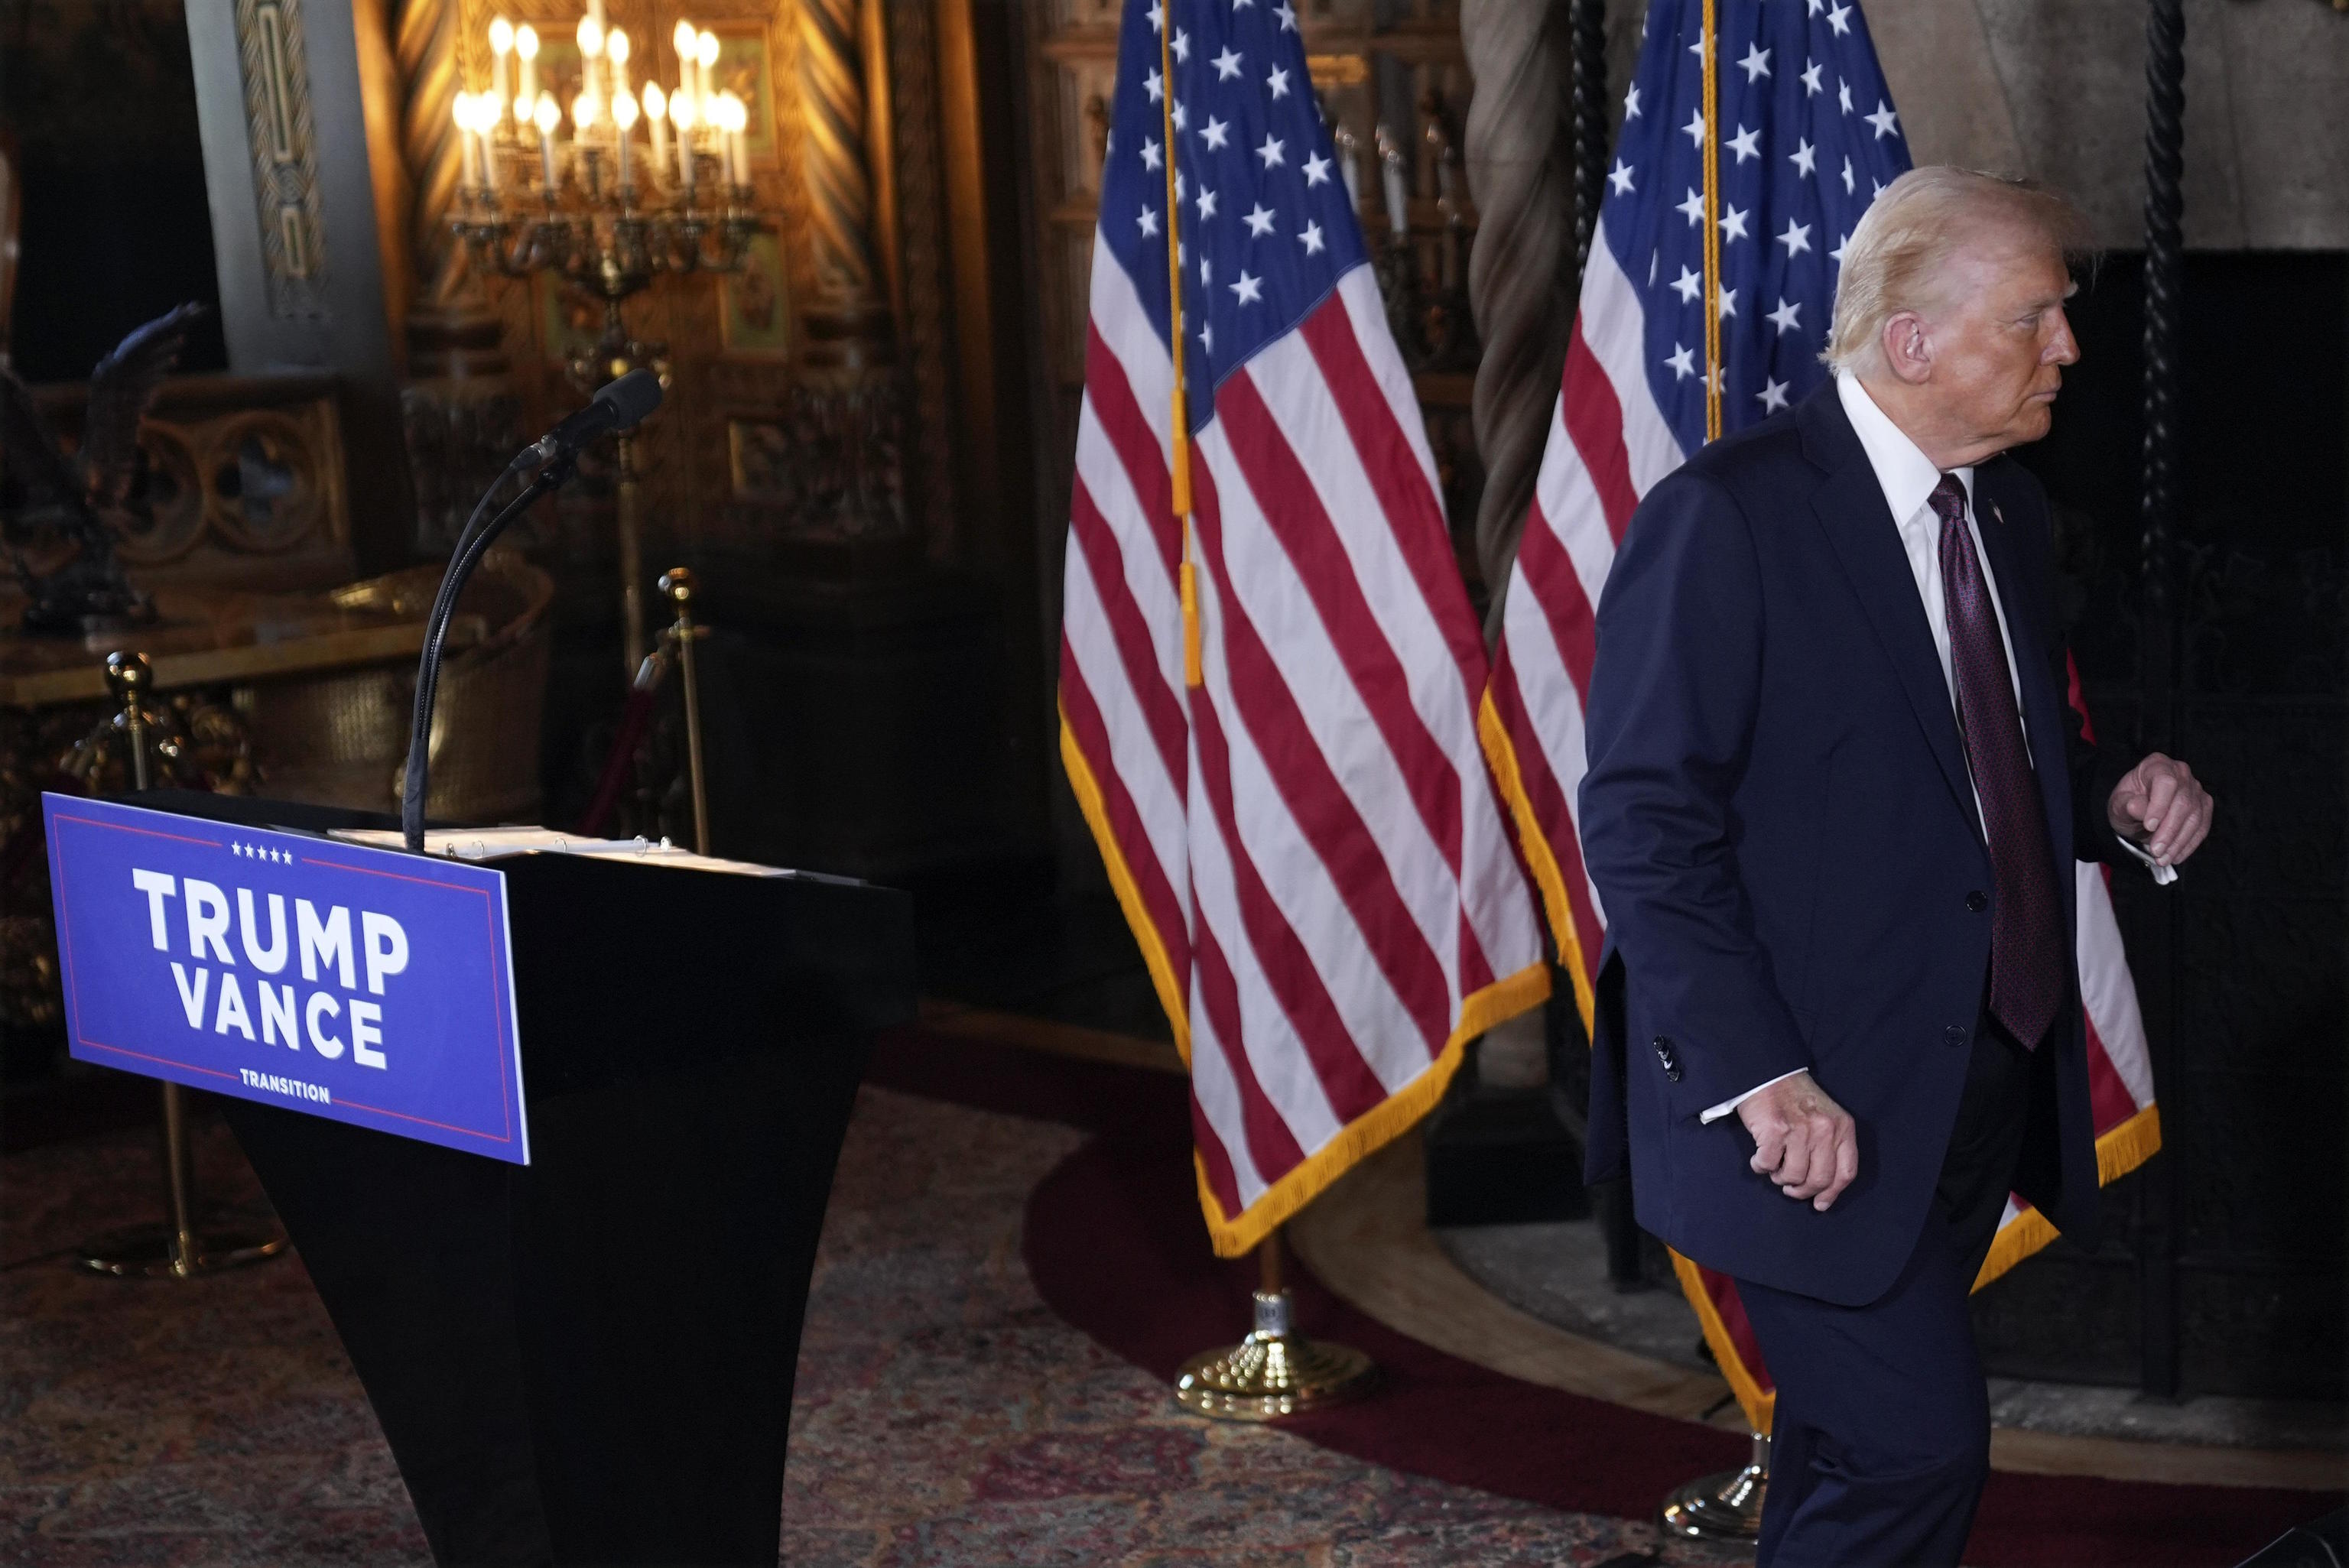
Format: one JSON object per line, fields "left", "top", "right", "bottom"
{"left": 1158, "top": 2, "right": 1203, "bottom": 689}
{"left": 1174, "top": 1224, "right": 1377, "bottom": 1420}
{"left": 1661, "top": 1, "right": 1769, "bottom": 1537}
{"left": 1151, "top": 4, "right": 1373, "bottom": 1426}
{"left": 76, "top": 653, "right": 288, "bottom": 1280}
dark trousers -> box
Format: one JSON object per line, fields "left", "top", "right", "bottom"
{"left": 1737, "top": 1015, "right": 2039, "bottom": 1568}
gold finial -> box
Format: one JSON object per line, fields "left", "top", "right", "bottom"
{"left": 657, "top": 566, "right": 697, "bottom": 611}
{"left": 103, "top": 651, "right": 154, "bottom": 706}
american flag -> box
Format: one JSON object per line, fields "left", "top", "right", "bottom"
{"left": 1059, "top": 0, "right": 1549, "bottom": 1257}
{"left": 1480, "top": 0, "right": 2159, "bottom": 1430}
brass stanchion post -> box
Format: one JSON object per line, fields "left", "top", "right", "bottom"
{"left": 76, "top": 653, "right": 288, "bottom": 1280}
{"left": 1660, "top": 1429, "right": 1769, "bottom": 1540}
{"left": 1173, "top": 1227, "right": 1379, "bottom": 1420}
{"left": 617, "top": 431, "right": 648, "bottom": 680}
{"left": 657, "top": 567, "right": 711, "bottom": 855}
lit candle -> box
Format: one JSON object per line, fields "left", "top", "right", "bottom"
{"left": 713, "top": 89, "right": 742, "bottom": 187}
{"left": 606, "top": 28, "right": 631, "bottom": 102}
{"left": 478, "top": 95, "right": 502, "bottom": 192}
{"left": 534, "top": 91, "right": 560, "bottom": 190}
{"left": 669, "top": 89, "right": 697, "bottom": 190}
{"left": 577, "top": 16, "right": 605, "bottom": 104}
{"left": 697, "top": 30, "right": 719, "bottom": 106}
{"left": 454, "top": 94, "right": 484, "bottom": 190}
{"left": 589, "top": 0, "right": 607, "bottom": 36}
{"left": 673, "top": 18, "right": 698, "bottom": 87}
{"left": 488, "top": 18, "right": 513, "bottom": 129}
{"left": 1377, "top": 125, "right": 1408, "bottom": 239}
{"left": 612, "top": 88, "right": 638, "bottom": 189}
{"left": 1334, "top": 125, "right": 1362, "bottom": 209}
{"left": 643, "top": 82, "right": 669, "bottom": 172}
{"left": 515, "top": 24, "right": 539, "bottom": 121}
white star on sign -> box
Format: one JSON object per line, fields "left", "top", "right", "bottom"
{"left": 1789, "top": 138, "right": 1817, "bottom": 178}
{"left": 1838, "top": 80, "right": 1854, "bottom": 114}
{"left": 1683, "top": 110, "right": 1707, "bottom": 149}
{"left": 1831, "top": 229, "right": 1854, "bottom": 266}
{"left": 1147, "top": 2, "right": 1163, "bottom": 31}
{"left": 1175, "top": 170, "right": 1187, "bottom": 199}
{"left": 1671, "top": 265, "right": 1702, "bottom": 304}
{"left": 1171, "top": 100, "right": 1188, "bottom": 131}
{"left": 1200, "top": 255, "right": 1212, "bottom": 284}
{"left": 1801, "top": 60, "right": 1824, "bottom": 96}
{"left": 1624, "top": 84, "right": 1642, "bottom": 119}
{"left": 1198, "top": 321, "right": 1213, "bottom": 354}
{"left": 1266, "top": 65, "right": 1290, "bottom": 99}
{"left": 1298, "top": 219, "right": 1324, "bottom": 255}
{"left": 1841, "top": 155, "right": 1855, "bottom": 194}
{"left": 1234, "top": 0, "right": 1253, "bottom": 7}
{"left": 1171, "top": 28, "right": 1189, "bottom": 63}
{"left": 1256, "top": 134, "right": 1285, "bottom": 168}
{"left": 1678, "top": 187, "right": 1707, "bottom": 226}
{"left": 1230, "top": 270, "right": 1263, "bottom": 305}
{"left": 1828, "top": 2, "right": 1853, "bottom": 35}
{"left": 1727, "top": 124, "right": 1760, "bottom": 164}
{"left": 1739, "top": 43, "right": 1771, "bottom": 83}
{"left": 1865, "top": 100, "right": 1900, "bottom": 140}
{"left": 1667, "top": 342, "right": 1697, "bottom": 380}
{"left": 1609, "top": 159, "right": 1635, "bottom": 196}
{"left": 1758, "top": 378, "right": 1791, "bottom": 414}
{"left": 1808, "top": 0, "right": 1824, "bottom": 14}
{"left": 1142, "top": 137, "right": 1163, "bottom": 171}
{"left": 1717, "top": 287, "right": 1739, "bottom": 320}
{"left": 1303, "top": 150, "right": 1330, "bottom": 187}
{"left": 1688, "top": 36, "right": 1708, "bottom": 59}
{"left": 1137, "top": 206, "right": 1159, "bottom": 237}
{"left": 1718, "top": 203, "right": 1750, "bottom": 243}
{"left": 1145, "top": 69, "right": 1162, "bottom": 103}
{"left": 1776, "top": 219, "right": 1811, "bottom": 256}
{"left": 1201, "top": 116, "right": 1230, "bottom": 151}
{"left": 1276, "top": 2, "right": 1297, "bottom": 31}
{"left": 1767, "top": 297, "right": 1803, "bottom": 335}
{"left": 1244, "top": 203, "right": 1275, "bottom": 237}
{"left": 1212, "top": 46, "right": 1242, "bottom": 80}
{"left": 1196, "top": 186, "right": 1217, "bottom": 219}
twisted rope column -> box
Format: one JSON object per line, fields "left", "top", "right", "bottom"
{"left": 799, "top": 0, "right": 881, "bottom": 301}
{"left": 395, "top": 0, "right": 467, "bottom": 304}
{"left": 1571, "top": 0, "right": 1609, "bottom": 272}
{"left": 1463, "top": 0, "right": 1574, "bottom": 622}
{"left": 2133, "top": 0, "right": 2187, "bottom": 1404}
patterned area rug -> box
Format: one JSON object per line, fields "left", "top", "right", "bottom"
{"left": 2, "top": 1074, "right": 1713, "bottom": 1566}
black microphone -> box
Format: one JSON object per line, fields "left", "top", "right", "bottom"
{"left": 528, "top": 368, "right": 664, "bottom": 463}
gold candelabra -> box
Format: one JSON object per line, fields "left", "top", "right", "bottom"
{"left": 446, "top": 8, "right": 761, "bottom": 674}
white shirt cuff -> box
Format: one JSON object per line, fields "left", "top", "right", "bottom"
{"left": 1701, "top": 1068, "right": 1807, "bottom": 1125}
{"left": 2113, "top": 829, "right": 2179, "bottom": 885}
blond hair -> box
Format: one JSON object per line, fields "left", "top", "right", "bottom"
{"left": 1824, "top": 167, "right": 2086, "bottom": 375}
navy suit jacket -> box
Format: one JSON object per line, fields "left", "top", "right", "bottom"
{"left": 1577, "top": 380, "right": 2130, "bottom": 1307}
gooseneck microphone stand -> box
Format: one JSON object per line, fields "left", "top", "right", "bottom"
{"left": 400, "top": 449, "right": 577, "bottom": 853}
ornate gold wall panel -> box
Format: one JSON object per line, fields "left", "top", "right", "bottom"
{"left": 233, "top": 0, "right": 333, "bottom": 318}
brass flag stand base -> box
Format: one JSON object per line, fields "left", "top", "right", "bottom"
{"left": 73, "top": 654, "right": 288, "bottom": 1281}
{"left": 1174, "top": 1231, "right": 1378, "bottom": 1421}
{"left": 1659, "top": 1430, "right": 1769, "bottom": 1540}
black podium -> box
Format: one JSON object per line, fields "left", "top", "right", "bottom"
{"left": 136, "top": 792, "right": 915, "bottom": 1567}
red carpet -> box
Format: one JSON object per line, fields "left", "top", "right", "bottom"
{"left": 871, "top": 1026, "right": 2343, "bottom": 1567}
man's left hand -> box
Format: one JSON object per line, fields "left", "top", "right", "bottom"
{"left": 2108, "top": 752, "right": 2213, "bottom": 869}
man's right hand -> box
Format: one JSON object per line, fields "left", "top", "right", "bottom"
{"left": 1736, "top": 1070, "right": 1859, "bottom": 1211}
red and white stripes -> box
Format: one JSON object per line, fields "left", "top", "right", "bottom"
{"left": 1061, "top": 251, "right": 1548, "bottom": 1257}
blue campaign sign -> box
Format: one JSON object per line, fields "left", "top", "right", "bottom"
{"left": 44, "top": 794, "right": 529, "bottom": 1164}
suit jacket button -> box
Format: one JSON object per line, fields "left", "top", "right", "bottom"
{"left": 1945, "top": 1024, "right": 1970, "bottom": 1047}
{"left": 1965, "top": 890, "right": 1989, "bottom": 912}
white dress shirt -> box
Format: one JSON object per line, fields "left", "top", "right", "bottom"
{"left": 1698, "top": 373, "right": 2167, "bottom": 1126}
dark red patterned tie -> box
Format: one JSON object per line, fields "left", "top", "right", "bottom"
{"left": 1933, "top": 475, "right": 2064, "bottom": 1049}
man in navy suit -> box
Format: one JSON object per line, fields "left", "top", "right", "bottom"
{"left": 1579, "top": 167, "right": 2212, "bottom": 1565}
